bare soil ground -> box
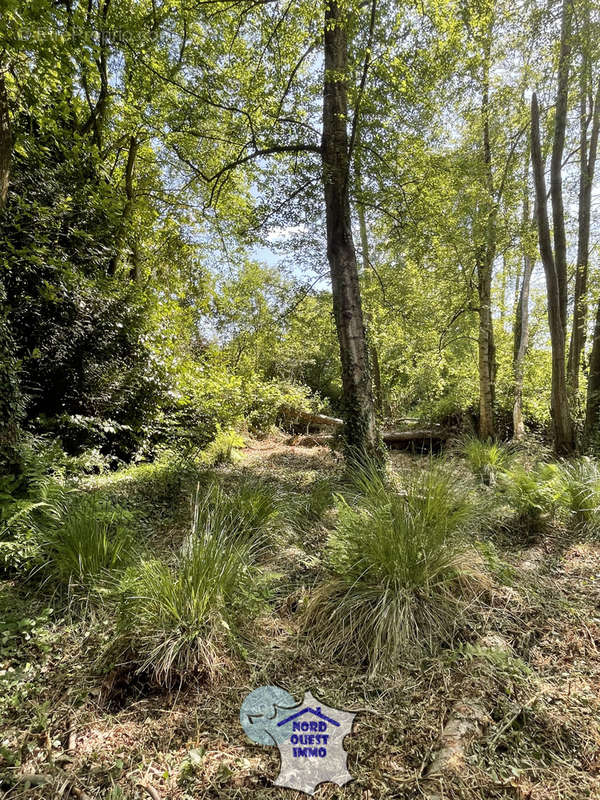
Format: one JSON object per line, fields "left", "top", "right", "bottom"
{"left": 2, "top": 440, "right": 600, "bottom": 799}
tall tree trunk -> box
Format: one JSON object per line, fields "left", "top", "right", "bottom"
{"left": 529, "top": 0, "right": 575, "bottom": 455}
{"left": 584, "top": 299, "right": 600, "bottom": 448}
{"left": 513, "top": 253, "right": 533, "bottom": 440}
{"left": 513, "top": 250, "right": 534, "bottom": 440}
{"left": 81, "top": 0, "right": 111, "bottom": 149}
{"left": 322, "top": 0, "right": 381, "bottom": 463}
{"left": 109, "top": 135, "right": 139, "bottom": 278}
{"left": 581, "top": 80, "right": 600, "bottom": 444}
{"left": 477, "top": 46, "right": 497, "bottom": 440}
{"left": 567, "top": 30, "right": 600, "bottom": 395}
{"left": 355, "top": 151, "right": 383, "bottom": 415}
{"left": 531, "top": 95, "right": 575, "bottom": 454}
{"left": 0, "top": 72, "right": 21, "bottom": 472}
{"left": 550, "top": 0, "right": 572, "bottom": 336}
{"left": 478, "top": 254, "right": 496, "bottom": 440}
{"left": 513, "top": 150, "right": 535, "bottom": 440}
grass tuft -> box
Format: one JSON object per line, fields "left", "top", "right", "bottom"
{"left": 192, "top": 478, "right": 281, "bottom": 544}
{"left": 456, "top": 434, "right": 514, "bottom": 485}
{"left": 201, "top": 429, "right": 245, "bottom": 467}
{"left": 35, "top": 494, "right": 135, "bottom": 591}
{"left": 304, "top": 463, "right": 487, "bottom": 673}
{"left": 109, "top": 487, "right": 264, "bottom": 686}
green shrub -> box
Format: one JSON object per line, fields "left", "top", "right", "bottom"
{"left": 244, "top": 379, "right": 315, "bottom": 433}
{"left": 0, "top": 476, "right": 73, "bottom": 575}
{"left": 498, "top": 462, "right": 562, "bottom": 528}
{"left": 456, "top": 435, "right": 513, "bottom": 484}
{"left": 304, "top": 464, "right": 486, "bottom": 672}
{"left": 111, "top": 512, "right": 262, "bottom": 686}
{"left": 201, "top": 429, "right": 245, "bottom": 467}
{"left": 86, "top": 449, "right": 208, "bottom": 530}
{"left": 556, "top": 457, "right": 600, "bottom": 529}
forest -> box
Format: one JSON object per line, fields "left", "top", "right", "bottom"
{"left": 1, "top": 0, "right": 600, "bottom": 797}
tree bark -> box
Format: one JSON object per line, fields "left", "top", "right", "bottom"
{"left": 513, "top": 254, "right": 534, "bottom": 440}
{"left": 567, "top": 25, "right": 600, "bottom": 395}
{"left": 513, "top": 151, "right": 535, "bottom": 440}
{"left": 581, "top": 79, "right": 600, "bottom": 445}
{"left": 477, "top": 46, "right": 497, "bottom": 440}
{"left": 584, "top": 299, "right": 600, "bottom": 448}
{"left": 529, "top": 0, "right": 575, "bottom": 455}
{"left": 355, "top": 150, "right": 383, "bottom": 415}
{"left": 80, "top": 0, "right": 111, "bottom": 149}
{"left": 531, "top": 87, "right": 575, "bottom": 454}
{"left": 550, "top": 0, "right": 572, "bottom": 336}
{"left": 322, "top": 0, "right": 381, "bottom": 464}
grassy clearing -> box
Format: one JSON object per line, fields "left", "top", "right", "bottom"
{"left": 1, "top": 439, "right": 600, "bottom": 799}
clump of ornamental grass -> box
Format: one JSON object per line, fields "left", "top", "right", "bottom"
{"left": 37, "top": 495, "right": 135, "bottom": 591}
{"left": 556, "top": 457, "right": 600, "bottom": 531}
{"left": 304, "top": 463, "right": 487, "bottom": 673}
{"left": 110, "top": 490, "right": 264, "bottom": 687}
{"left": 455, "top": 434, "right": 514, "bottom": 485}
{"left": 284, "top": 477, "right": 337, "bottom": 535}
{"left": 302, "top": 477, "right": 336, "bottom": 522}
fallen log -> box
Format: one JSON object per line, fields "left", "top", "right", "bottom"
{"left": 383, "top": 429, "right": 448, "bottom": 442}
{"left": 421, "top": 633, "right": 510, "bottom": 799}
{"left": 280, "top": 407, "right": 449, "bottom": 451}
{"left": 280, "top": 406, "right": 343, "bottom": 429}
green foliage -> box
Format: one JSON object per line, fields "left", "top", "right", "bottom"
{"left": 556, "top": 457, "right": 600, "bottom": 530}
{"left": 32, "top": 495, "right": 135, "bottom": 592}
{"left": 305, "top": 464, "right": 486, "bottom": 672}
{"left": 228, "top": 480, "right": 281, "bottom": 538}
{"left": 457, "top": 435, "right": 514, "bottom": 484}
{"left": 1, "top": 474, "right": 135, "bottom": 592}
{"left": 192, "top": 479, "right": 281, "bottom": 544}
{"left": 294, "top": 478, "right": 336, "bottom": 525}
{"left": 499, "top": 463, "right": 563, "bottom": 528}
{"left": 201, "top": 429, "right": 245, "bottom": 467}
{"left": 0, "top": 473, "right": 73, "bottom": 575}
{"left": 92, "top": 451, "right": 203, "bottom": 515}
{"left": 0, "top": 587, "right": 54, "bottom": 721}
